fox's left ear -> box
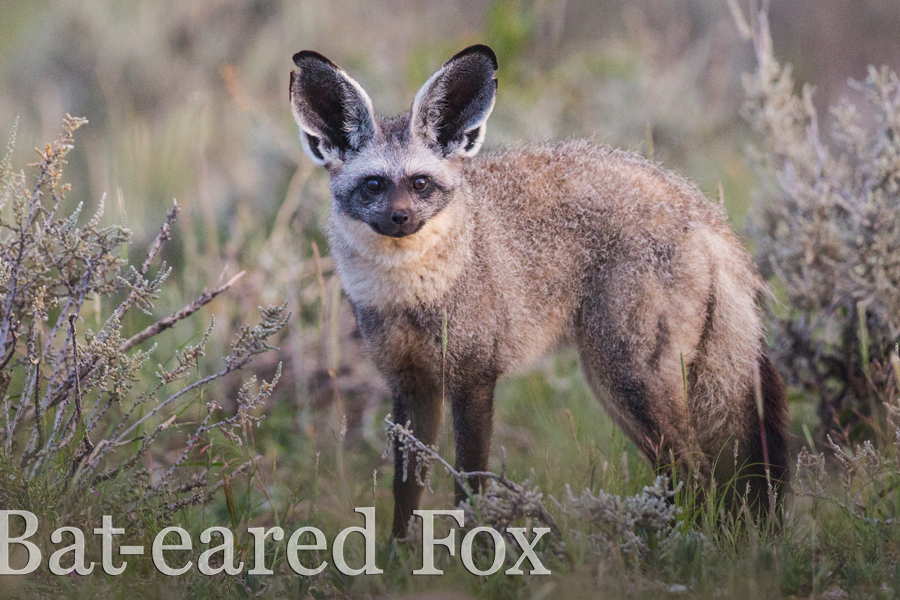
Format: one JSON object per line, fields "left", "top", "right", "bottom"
{"left": 411, "top": 45, "right": 498, "bottom": 159}
{"left": 290, "top": 51, "right": 377, "bottom": 167}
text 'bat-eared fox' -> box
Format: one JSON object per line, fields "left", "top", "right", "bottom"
{"left": 289, "top": 44, "right": 788, "bottom": 537}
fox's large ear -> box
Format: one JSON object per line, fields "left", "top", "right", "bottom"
{"left": 290, "top": 51, "right": 377, "bottom": 167}
{"left": 411, "top": 45, "right": 498, "bottom": 159}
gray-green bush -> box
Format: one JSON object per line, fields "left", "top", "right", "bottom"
{"left": 0, "top": 116, "right": 287, "bottom": 525}
{"left": 740, "top": 9, "right": 900, "bottom": 437}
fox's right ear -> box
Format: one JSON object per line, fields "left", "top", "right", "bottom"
{"left": 411, "top": 45, "right": 498, "bottom": 159}
{"left": 290, "top": 51, "right": 377, "bottom": 167}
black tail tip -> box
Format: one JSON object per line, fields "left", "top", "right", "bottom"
{"left": 744, "top": 353, "right": 790, "bottom": 517}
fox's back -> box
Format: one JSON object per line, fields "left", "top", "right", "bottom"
{"left": 461, "top": 141, "right": 757, "bottom": 370}
{"left": 465, "top": 140, "right": 734, "bottom": 262}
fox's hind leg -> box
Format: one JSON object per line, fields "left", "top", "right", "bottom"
{"left": 575, "top": 322, "right": 707, "bottom": 480}
{"left": 577, "top": 346, "right": 709, "bottom": 481}
{"left": 574, "top": 263, "right": 712, "bottom": 482}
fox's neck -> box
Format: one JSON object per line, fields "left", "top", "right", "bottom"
{"left": 327, "top": 196, "right": 473, "bottom": 311}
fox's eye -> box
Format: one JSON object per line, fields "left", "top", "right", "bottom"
{"left": 412, "top": 176, "right": 429, "bottom": 192}
{"left": 364, "top": 178, "right": 383, "bottom": 193}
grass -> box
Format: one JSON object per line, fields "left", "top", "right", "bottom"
{"left": 4, "top": 342, "right": 899, "bottom": 599}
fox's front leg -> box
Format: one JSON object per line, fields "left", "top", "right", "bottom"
{"left": 451, "top": 370, "right": 499, "bottom": 505}
{"left": 391, "top": 374, "right": 443, "bottom": 538}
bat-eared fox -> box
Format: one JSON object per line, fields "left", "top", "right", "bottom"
{"left": 289, "top": 44, "right": 788, "bottom": 537}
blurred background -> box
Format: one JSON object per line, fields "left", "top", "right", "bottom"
{"left": 1, "top": 0, "right": 899, "bottom": 497}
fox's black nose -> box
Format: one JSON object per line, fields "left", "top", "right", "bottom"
{"left": 390, "top": 210, "right": 409, "bottom": 224}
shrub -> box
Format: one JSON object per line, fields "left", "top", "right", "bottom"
{"left": 384, "top": 416, "right": 682, "bottom": 574}
{"left": 0, "top": 115, "right": 287, "bottom": 524}
{"left": 738, "top": 8, "right": 900, "bottom": 437}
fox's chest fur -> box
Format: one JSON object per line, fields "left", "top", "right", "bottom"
{"left": 327, "top": 167, "right": 582, "bottom": 377}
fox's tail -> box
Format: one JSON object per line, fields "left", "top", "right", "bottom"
{"left": 740, "top": 352, "right": 789, "bottom": 517}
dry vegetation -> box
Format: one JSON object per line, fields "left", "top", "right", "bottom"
{"left": 0, "top": 113, "right": 287, "bottom": 530}
{"left": 0, "top": 1, "right": 899, "bottom": 598}
{"left": 741, "top": 8, "right": 900, "bottom": 441}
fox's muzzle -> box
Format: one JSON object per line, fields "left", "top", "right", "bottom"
{"left": 369, "top": 189, "right": 425, "bottom": 237}
{"left": 369, "top": 215, "right": 424, "bottom": 238}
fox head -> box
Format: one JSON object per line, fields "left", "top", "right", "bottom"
{"left": 289, "top": 45, "right": 498, "bottom": 239}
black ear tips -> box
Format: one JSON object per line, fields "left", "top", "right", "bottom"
{"left": 292, "top": 50, "right": 338, "bottom": 69}
{"left": 447, "top": 44, "right": 498, "bottom": 71}
{"left": 294, "top": 46, "right": 495, "bottom": 74}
